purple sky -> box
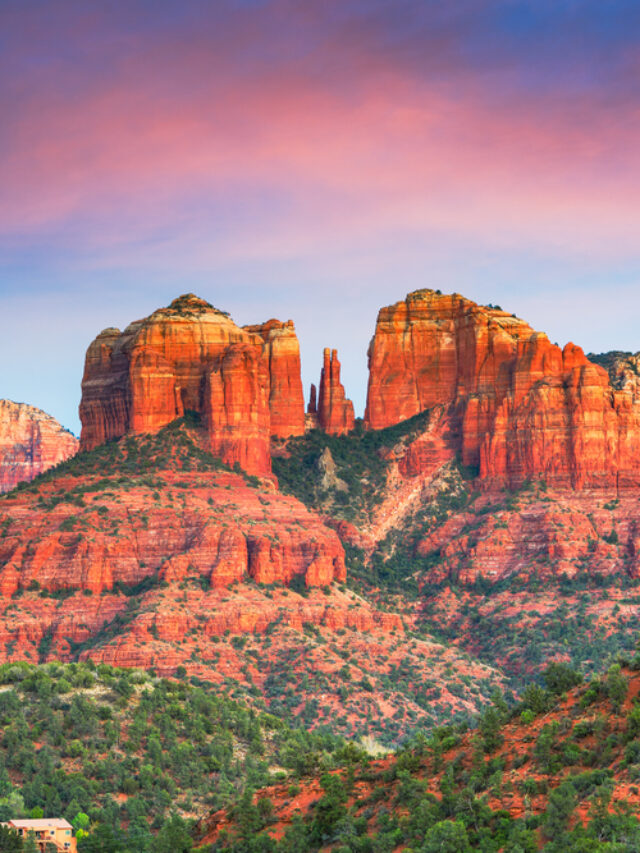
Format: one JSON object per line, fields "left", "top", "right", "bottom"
{"left": 1, "top": 0, "right": 639, "bottom": 434}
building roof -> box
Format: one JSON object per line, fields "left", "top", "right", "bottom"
{"left": 8, "top": 819, "right": 72, "bottom": 829}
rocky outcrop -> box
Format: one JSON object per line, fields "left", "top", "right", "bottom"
{"left": 0, "top": 401, "right": 78, "bottom": 493}
{"left": 317, "top": 349, "right": 355, "bottom": 435}
{"left": 593, "top": 351, "right": 640, "bottom": 395}
{"left": 317, "top": 447, "right": 348, "bottom": 492}
{"left": 308, "top": 383, "right": 318, "bottom": 415}
{"left": 365, "top": 291, "right": 544, "bottom": 430}
{"left": 305, "top": 384, "right": 319, "bottom": 430}
{"left": 476, "top": 344, "right": 631, "bottom": 490}
{"left": 79, "top": 295, "right": 306, "bottom": 475}
{"left": 365, "top": 290, "right": 640, "bottom": 490}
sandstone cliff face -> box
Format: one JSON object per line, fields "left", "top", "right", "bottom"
{"left": 365, "top": 290, "right": 640, "bottom": 490}
{"left": 79, "top": 295, "right": 306, "bottom": 474}
{"left": 204, "top": 343, "right": 271, "bottom": 477}
{"left": 243, "top": 319, "right": 305, "bottom": 437}
{"left": 0, "top": 401, "right": 78, "bottom": 493}
{"left": 317, "top": 348, "right": 355, "bottom": 435}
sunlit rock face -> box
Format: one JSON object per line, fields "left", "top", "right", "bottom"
{"left": 365, "top": 289, "right": 640, "bottom": 490}
{"left": 316, "top": 348, "right": 355, "bottom": 435}
{"left": 79, "top": 294, "right": 306, "bottom": 475}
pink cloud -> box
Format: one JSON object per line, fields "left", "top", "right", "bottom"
{"left": 1, "top": 31, "right": 639, "bottom": 260}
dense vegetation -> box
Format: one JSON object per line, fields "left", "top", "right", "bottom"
{"left": 272, "top": 411, "right": 433, "bottom": 524}
{"left": 0, "top": 662, "right": 347, "bottom": 852}
{"left": 4, "top": 657, "right": 640, "bottom": 851}
{"left": 209, "top": 658, "right": 640, "bottom": 852}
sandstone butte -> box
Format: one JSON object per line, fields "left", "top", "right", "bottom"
{"left": 364, "top": 289, "right": 640, "bottom": 491}
{"left": 308, "top": 348, "right": 355, "bottom": 435}
{"left": 0, "top": 400, "right": 78, "bottom": 494}
{"left": 79, "top": 294, "right": 306, "bottom": 475}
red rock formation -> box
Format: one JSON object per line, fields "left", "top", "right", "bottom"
{"left": 365, "top": 291, "right": 539, "bottom": 430}
{"left": 308, "top": 383, "right": 317, "bottom": 414}
{"left": 415, "top": 490, "right": 640, "bottom": 585}
{"left": 243, "top": 319, "right": 305, "bottom": 437}
{"left": 0, "top": 464, "right": 346, "bottom": 601}
{"left": 365, "top": 290, "right": 640, "bottom": 490}
{"left": 317, "top": 348, "right": 355, "bottom": 435}
{"left": 0, "top": 436, "right": 362, "bottom": 686}
{"left": 305, "top": 384, "right": 319, "bottom": 430}
{"left": 0, "top": 400, "right": 78, "bottom": 493}
{"left": 204, "top": 343, "right": 271, "bottom": 476}
{"left": 80, "top": 295, "right": 306, "bottom": 475}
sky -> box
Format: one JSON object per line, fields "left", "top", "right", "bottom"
{"left": 1, "top": 0, "right": 639, "bottom": 435}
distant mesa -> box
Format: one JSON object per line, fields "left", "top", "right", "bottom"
{"left": 0, "top": 400, "right": 78, "bottom": 493}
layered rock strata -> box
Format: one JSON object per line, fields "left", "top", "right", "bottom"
{"left": 365, "top": 290, "right": 640, "bottom": 490}
{"left": 0, "top": 467, "right": 346, "bottom": 599}
{"left": 0, "top": 400, "right": 78, "bottom": 493}
{"left": 417, "top": 492, "right": 640, "bottom": 585}
{"left": 79, "top": 295, "right": 306, "bottom": 474}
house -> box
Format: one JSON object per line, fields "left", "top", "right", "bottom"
{"left": 2, "top": 818, "right": 76, "bottom": 852}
